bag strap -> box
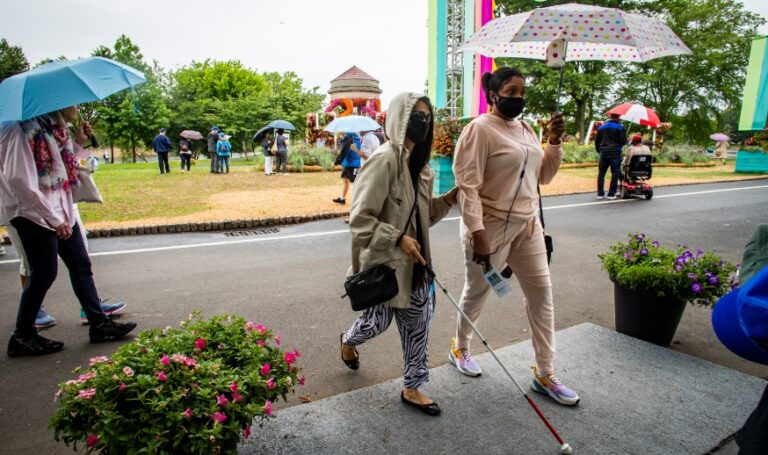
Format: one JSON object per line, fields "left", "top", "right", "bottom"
{"left": 396, "top": 197, "right": 418, "bottom": 246}
{"left": 537, "top": 183, "right": 545, "bottom": 230}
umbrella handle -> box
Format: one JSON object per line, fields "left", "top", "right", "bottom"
{"left": 555, "top": 41, "right": 569, "bottom": 113}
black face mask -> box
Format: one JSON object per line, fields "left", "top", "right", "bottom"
{"left": 406, "top": 111, "right": 430, "bottom": 144}
{"left": 495, "top": 96, "right": 525, "bottom": 119}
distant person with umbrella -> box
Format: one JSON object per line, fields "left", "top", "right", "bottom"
{"left": 0, "top": 105, "right": 138, "bottom": 356}
{"left": 178, "top": 137, "right": 192, "bottom": 172}
{"left": 207, "top": 126, "right": 220, "bottom": 173}
{"left": 152, "top": 128, "right": 173, "bottom": 175}
{"left": 712, "top": 134, "right": 730, "bottom": 166}
{"left": 275, "top": 128, "right": 289, "bottom": 175}
{"left": 595, "top": 113, "right": 627, "bottom": 200}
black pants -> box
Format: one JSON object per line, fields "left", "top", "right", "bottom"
{"left": 10, "top": 217, "right": 107, "bottom": 337}
{"left": 210, "top": 152, "right": 218, "bottom": 173}
{"left": 597, "top": 152, "right": 621, "bottom": 196}
{"left": 157, "top": 152, "right": 170, "bottom": 174}
{"left": 737, "top": 383, "right": 768, "bottom": 454}
{"left": 180, "top": 153, "right": 191, "bottom": 171}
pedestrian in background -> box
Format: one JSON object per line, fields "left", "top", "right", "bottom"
{"left": 333, "top": 132, "right": 361, "bottom": 205}
{"left": 207, "top": 126, "right": 220, "bottom": 173}
{"left": 450, "top": 67, "right": 580, "bottom": 407}
{"left": 179, "top": 138, "right": 192, "bottom": 173}
{"left": 353, "top": 129, "right": 382, "bottom": 161}
{"left": 622, "top": 134, "right": 652, "bottom": 167}
{"left": 152, "top": 128, "right": 172, "bottom": 175}
{"left": 262, "top": 131, "right": 274, "bottom": 176}
{"left": 340, "top": 92, "right": 457, "bottom": 416}
{"left": 216, "top": 132, "right": 232, "bottom": 174}
{"left": 715, "top": 140, "right": 728, "bottom": 165}
{"left": 595, "top": 113, "right": 627, "bottom": 199}
{"left": 275, "top": 128, "right": 289, "bottom": 175}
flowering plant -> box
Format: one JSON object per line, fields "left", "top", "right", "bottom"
{"left": 50, "top": 312, "right": 303, "bottom": 454}
{"left": 598, "top": 233, "right": 738, "bottom": 307}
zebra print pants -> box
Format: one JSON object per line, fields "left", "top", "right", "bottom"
{"left": 343, "top": 280, "right": 436, "bottom": 390}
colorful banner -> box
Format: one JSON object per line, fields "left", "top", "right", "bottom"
{"left": 428, "top": 0, "right": 448, "bottom": 108}
{"left": 739, "top": 36, "right": 768, "bottom": 131}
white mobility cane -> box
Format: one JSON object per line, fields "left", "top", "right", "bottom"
{"left": 425, "top": 265, "right": 574, "bottom": 455}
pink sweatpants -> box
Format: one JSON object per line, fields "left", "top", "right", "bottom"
{"left": 455, "top": 214, "right": 555, "bottom": 373}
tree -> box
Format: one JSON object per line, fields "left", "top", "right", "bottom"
{"left": 0, "top": 38, "right": 29, "bottom": 82}
{"left": 615, "top": 0, "right": 765, "bottom": 143}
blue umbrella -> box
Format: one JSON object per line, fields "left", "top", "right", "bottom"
{"left": 0, "top": 57, "right": 146, "bottom": 122}
{"left": 324, "top": 115, "right": 381, "bottom": 133}
{"left": 266, "top": 119, "right": 296, "bottom": 131}
{"left": 252, "top": 126, "right": 273, "bottom": 142}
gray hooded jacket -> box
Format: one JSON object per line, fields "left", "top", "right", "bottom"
{"left": 347, "top": 92, "right": 452, "bottom": 309}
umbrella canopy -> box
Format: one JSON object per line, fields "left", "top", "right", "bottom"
{"left": 324, "top": 115, "right": 381, "bottom": 133}
{"left": 0, "top": 56, "right": 146, "bottom": 122}
{"left": 179, "top": 130, "right": 204, "bottom": 140}
{"left": 267, "top": 120, "right": 296, "bottom": 131}
{"left": 606, "top": 102, "right": 661, "bottom": 128}
{"left": 461, "top": 3, "right": 692, "bottom": 62}
{"left": 252, "top": 126, "right": 273, "bottom": 143}
{"left": 710, "top": 133, "right": 730, "bottom": 142}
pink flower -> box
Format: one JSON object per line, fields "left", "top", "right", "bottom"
{"left": 160, "top": 354, "right": 170, "bottom": 366}
{"left": 229, "top": 381, "right": 238, "bottom": 393}
{"left": 123, "top": 366, "right": 134, "bottom": 377}
{"left": 299, "top": 376, "right": 306, "bottom": 386}
{"left": 216, "top": 394, "right": 229, "bottom": 407}
{"left": 88, "top": 356, "right": 109, "bottom": 367}
{"left": 260, "top": 363, "right": 271, "bottom": 377}
{"left": 156, "top": 371, "right": 168, "bottom": 382}
{"left": 78, "top": 388, "right": 97, "bottom": 400}
{"left": 292, "top": 349, "right": 301, "bottom": 358}
{"left": 182, "top": 408, "right": 192, "bottom": 419}
{"left": 256, "top": 340, "right": 265, "bottom": 347}
{"left": 86, "top": 434, "right": 99, "bottom": 448}
{"left": 231, "top": 392, "right": 244, "bottom": 402}
{"left": 284, "top": 352, "right": 296, "bottom": 366}
{"left": 264, "top": 400, "right": 273, "bottom": 416}
{"left": 118, "top": 382, "right": 126, "bottom": 392}
{"left": 211, "top": 411, "right": 227, "bottom": 423}
{"left": 267, "top": 377, "right": 276, "bottom": 390}
{"left": 194, "top": 338, "right": 206, "bottom": 350}
{"left": 184, "top": 357, "right": 197, "bottom": 368}
{"left": 254, "top": 324, "right": 267, "bottom": 334}
{"left": 275, "top": 335, "right": 281, "bottom": 345}
{"left": 245, "top": 321, "right": 257, "bottom": 332}
{"left": 78, "top": 372, "right": 96, "bottom": 383}
{"left": 243, "top": 424, "right": 251, "bottom": 439}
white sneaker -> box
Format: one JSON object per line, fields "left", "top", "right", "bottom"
{"left": 448, "top": 338, "right": 482, "bottom": 377}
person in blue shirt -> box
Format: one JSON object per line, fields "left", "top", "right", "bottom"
{"left": 152, "top": 128, "right": 173, "bottom": 175}
{"left": 216, "top": 132, "right": 232, "bottom": 174}
{"left": 595, "top": 113, "right": 627, "bottom": 199}
{"left": 333, "top": 132, "right": 362, "bottom": 205}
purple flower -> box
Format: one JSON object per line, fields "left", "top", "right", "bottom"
{"left": 687, "top": 273, "right": 698, "bottom": 280}
{"left": 696, "top": 248, "right": 704, "bottom": 258}
{"left": 624, "top": 253, "right": 633, "bottom": 261}
{"left": 707, "top": 275, "right": 720, "bottom": 286}
{"left": 691, "top": 282, "right": 702, "bottom": 294}
{"left": 729, "top": 276, "right": 739, "bottom": 290}
{"left": 675, "top": 264, "right": 683, "bottom": 271}
{"left": 636, "top": 234, "right": 645, "bottom": 242}
{"left": 640, "top": 248, "right": 648, "bottom": 256}
{"left": 652, "top": 241, "right": 660, "bottom": 248}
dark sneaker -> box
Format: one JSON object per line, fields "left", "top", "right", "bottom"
{"left": 8, "top": 334, "right": 64, "bottom": 357}
{"left": 333, "top": 197, "right": 346, "bottom": 205}
{"left": 89, "top": 319, "right": 137, "bottom": 343}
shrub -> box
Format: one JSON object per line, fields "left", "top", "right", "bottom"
{"left": 50, "top": 312, "right": 303, "bottom": 454}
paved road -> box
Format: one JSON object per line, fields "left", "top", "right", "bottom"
{"left": 1, "top": 179, "right": 767, "bottom": 453}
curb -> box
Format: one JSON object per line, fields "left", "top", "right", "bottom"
{"left": 1, "top": 211, "right": 350, "bottom": 245}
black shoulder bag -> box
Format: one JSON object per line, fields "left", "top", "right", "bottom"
{"left": 538, "top": 184, "right": 553, "bottom": 264}
{"left": 342, "top": 199, "right": 418, "bottom": 311}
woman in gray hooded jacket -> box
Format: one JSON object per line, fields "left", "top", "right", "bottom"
{"left": 340, "top": 92, "right": 458, "bottom": 416}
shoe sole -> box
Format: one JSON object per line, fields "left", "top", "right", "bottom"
{"left": 531, "top": 380, "right": 580, "bottom": 406}
{"left": 34, "top": 322, "right": 56, "bottom": 330}
{"left": 448, "top": 351, "right": 482, "bottom": 377}
{"left": 82, "top": 304, "right": 126, "bottom": 324}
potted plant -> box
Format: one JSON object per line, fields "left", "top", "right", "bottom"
{"left": 430, "top": 110, "right": 468, "bottom": 195}
{"left": 599, "top": 233, "right": 737, "bottom": 347}
{"left": 736, "top": 129, "right": 768, "bottom": 173}
{"left": 50, "top": 312, "right": 304, "bottom": 454}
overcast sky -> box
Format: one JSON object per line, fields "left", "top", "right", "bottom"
{"left": 2, "top": 0, "right": 766, "bottom": 107}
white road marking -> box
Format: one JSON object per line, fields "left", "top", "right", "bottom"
{"left": 1, "top": 183, "right": 765, "bottom": 264}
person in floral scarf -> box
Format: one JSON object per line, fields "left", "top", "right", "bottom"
{"left": 0, "top": 105, "right": 138, "bottom": 357}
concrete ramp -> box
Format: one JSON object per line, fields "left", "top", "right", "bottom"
{"left": 239, "top": 323, "right": 766, "bottom": 455}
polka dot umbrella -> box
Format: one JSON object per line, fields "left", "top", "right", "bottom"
{"left": 461, "top": 3, "right": 692, "bottom": 109}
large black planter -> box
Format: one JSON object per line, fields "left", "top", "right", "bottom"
{"left": 613, "top": 282, "right": 687, "bottom": 347}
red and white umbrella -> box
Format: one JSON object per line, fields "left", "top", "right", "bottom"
{"left": 606, "top": 102, "right": 661, "bottom": 128}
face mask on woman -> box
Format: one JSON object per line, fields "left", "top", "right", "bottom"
{"left": 406, "top": 111, "right": 430, "bottom": 144}
{"left": 494, "top": 95, "right": 526, "bottom": 119}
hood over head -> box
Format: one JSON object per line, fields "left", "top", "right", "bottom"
{"left": 385, "top": 92, "right": 422, "bottom": 150}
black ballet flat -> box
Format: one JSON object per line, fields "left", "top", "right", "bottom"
{"left": 340, "top": 333, "right": 359, "bottom": 370}
{"left": 400, "top": 391, "right": 441, "bottom": 416}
